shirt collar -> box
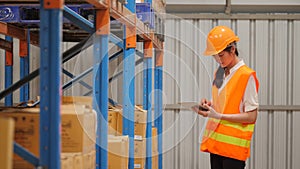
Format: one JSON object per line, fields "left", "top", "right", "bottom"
{"left": 228, "top": 59, "right": 245, "bottom": 74}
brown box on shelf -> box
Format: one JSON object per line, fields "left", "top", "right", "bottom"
{"left": 61, "top": 105, "right": 96, "bottom": 153}
{"left": 134, "top": 158, "right": 145, "bottom": 169}
{"left": 0, "top": 106, "right": 96, "bottom": 169}
{"left": 108, "top": 110, "right": 118, "bottom": 135}
{"left": 73, "top": 153, "right": 83, "bottom": 169}
{"left": 0, "top": 108, "right": 40, "bottom": 169}
{"left": 61, "top": 154, "right": 74, "bottom": 169}
{"left": 0, "top": 117, "right": 15, "bottom": 169}
{"left": 152, "top": 154, "right": 159, "bottom": 169}
{"left": 116, "top": 109, "right": 147, "bottom": 137}
{"left": 152, "top": 127, "right": 159, "bottom": 169}
{"left": 134, "top": 139, "right": 146, "bottom": 169}
{"left": 134, "top": 123, "right": 147, "bottom": 138}
{"left": 152, "top": 127, "right": 158, "bottom": 153}
{"left": 62, "top": 96, "right": 93, "bottom": 108}
{"left": 108, "top": 135, "right": 129, "bottom": 169}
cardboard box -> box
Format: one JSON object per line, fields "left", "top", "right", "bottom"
{"left": 61, "top": 105, "right": 96, "bottom": 153}
{"left": 61, "top": 154, "right": 74, "bottom": 169}
{"left": 134, "top": 139, "right": 146, "bottom": 169}
{"left": 152, "top": 127, "right": 158, "bottom": 153}
{"left": 134, "top": 158, "right": 145, "bottom": 169}
{"left": 73, "top": 153, "right": 83, "bottom": 169}
{"left": 90, "top": 150, "right": 96, "bottom": 169}
{"left": 61, "top": 151, "right": 96, "bottom": 169}
{"left": 134, "top": 139, "right": 146, "bottom": 158}
{"left": 83, "top": 153, "right": 92, "bottom": 169}
{"left": 108, "top": 136, "right": 129, "bottom": 169}
{"left": 108, "top": 111, "right": 118, "bottom": 135}
{"left": 152, "top": 154, "right": 159, "bottom": 169}
{"left": 0, "top": 117, "right": 15, "bottom": 169}
{"left": 135, "top": 123, "right": 147, "bottom": 138}
{"left": 62, "top": 96, "right": 93, "bottom": 108}
{"left": 0, "top": 108, "right": 40, "bottom": 169}
{"left": 61, "top": 152, "right": 85, "bottom": 169}
{"left": 0, "top": 106, "right": 96, "bottom": 169}
{"left": 152, "top": 128, "right": 159, "bottom": 169}
{"left": 61, "top": 158, "right": 69, "bottom": 169}
{"left": 116, "top": 110, "right": 147, "bottom": 137}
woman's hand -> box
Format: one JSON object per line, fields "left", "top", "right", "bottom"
{"left": 192, "top": 104, "right": 222, "bottom": 119}
{"left": 206, "top": 105, "right": 222, "bottom": 119}
{"left": 200, "top": 98, "right": 212, "bottom": 107}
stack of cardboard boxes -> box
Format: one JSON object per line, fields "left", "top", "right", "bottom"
{"left": 108, "top": 107, "right": 147, "bottom": 168}
{"left": 1, "top": 96, "right": 159, "bottom": 169}
{"left": 0, "top": 97, "right": 96, "bottom": 169}
{"left": 108, "top": 106, "right": 159, "bottom": 169}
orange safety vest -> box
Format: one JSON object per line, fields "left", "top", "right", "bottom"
{"left": 200, "top": 65, "right": 259, "bottom": 161}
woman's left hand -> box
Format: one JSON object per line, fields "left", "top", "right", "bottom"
{"left": 193, "top": 104, "right": 222, "bottom": 119}
{"left": 206, "top": 105, "right": 222, "bottom": 119}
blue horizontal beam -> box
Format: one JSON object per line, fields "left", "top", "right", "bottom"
{"left": 14, "top": 142, "right": 39, "bottom": 167}
{"left": 63, "top": 6, "right": 123, "bottom": 49}
{"left": 0, "top": 36, "right": 91, "bottom": 101}
{"left": 63, "top": 6, "right": 94, "bottom": 33}
{"left": 63, "top": 67, "right": 93, "bottom": 91}
{"left": 109, "top": 58, "right": 143, "bottom": 83}
{"left": 0, "top": 33, "right": 124, "bottom": 101}
{"left": 110, "top": 34, "right": 123, "bottom": 49}
{"left": 107, "top": 50, "right": 123, "bottom": 62}
{"left": 62, "top": 68, "right": 92, "bottom": 90}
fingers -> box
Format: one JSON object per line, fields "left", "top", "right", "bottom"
{"left": 200, "top": 98, "right": 212, "bottom": 106}
{"left": 197, "top": 110, "right": 208, "bottom": 117}
{"left": 192, "top": 105, "right": 208, "bottom": 117}
{"left": 200, "top": 98, "right": 207, "bottom": 105}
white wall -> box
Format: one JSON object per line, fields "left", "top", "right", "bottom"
{"left": 166, "top": 0, "right": 300, "bottom": 13}
{"left": 162, "top": 16, "right": 300, "bottom": 169}
{"left": 166, "top": 0, "right": 300, "bottom": 5}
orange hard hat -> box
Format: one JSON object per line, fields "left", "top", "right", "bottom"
{"left": 203, "top": 25, "right": 239, "bottom": 56}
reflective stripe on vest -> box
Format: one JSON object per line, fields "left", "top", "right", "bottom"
{"left": 210, "top": 118, "right": 255, "bottom": 132}
{"left": 203, "top": 130, "right": 251, "bottom": 148}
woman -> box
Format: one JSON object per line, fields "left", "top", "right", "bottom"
{"left": 193, "top": 25, "right": 259, "bottom": 169}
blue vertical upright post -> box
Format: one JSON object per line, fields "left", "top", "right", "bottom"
{"left": 93, "top": 8, "right": 110, "bottom": 169}
{"left": 123, "top": 1, "right": 136, "bottom": 169}
{"left": 143, "top": 41, "right": 153, "bottom": 169}
{"left": 20, "top": 29, "right": 30, "bottom": 103}
{"left": 154, "top": 48, "right": 163, "bottom": 169}
{"left": 39, "top": 0, "right": 63, "bottom": 168}
{"left": 5, "top": 36, "right": 13, "bottom": 106}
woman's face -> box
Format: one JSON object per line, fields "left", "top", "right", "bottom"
{"left": 213, "top": 47, "right": 235, "bottom": 68}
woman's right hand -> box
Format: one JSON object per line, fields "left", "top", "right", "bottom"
{"left": 200, "top": 98, "right": 212, "bottom": 107}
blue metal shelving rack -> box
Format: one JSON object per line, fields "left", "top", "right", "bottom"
{"left": 4, "top": 36, "right": 13, "bottom": 106}
{"left": 0, "top": 0, "right": 164, "bottom": 168}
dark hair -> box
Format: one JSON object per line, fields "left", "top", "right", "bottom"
{"left": 213, "top": 42, "right": 239, "bottom": 88}
{"left": 213, "top": 66, "right": 225, "bottom": 88}
{"left": 223, "top": 42, "right": 239, "bottom": 56}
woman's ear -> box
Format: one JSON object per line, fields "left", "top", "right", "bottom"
{"left": 231, "top": 45, "right": 236, "bottom": 54}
